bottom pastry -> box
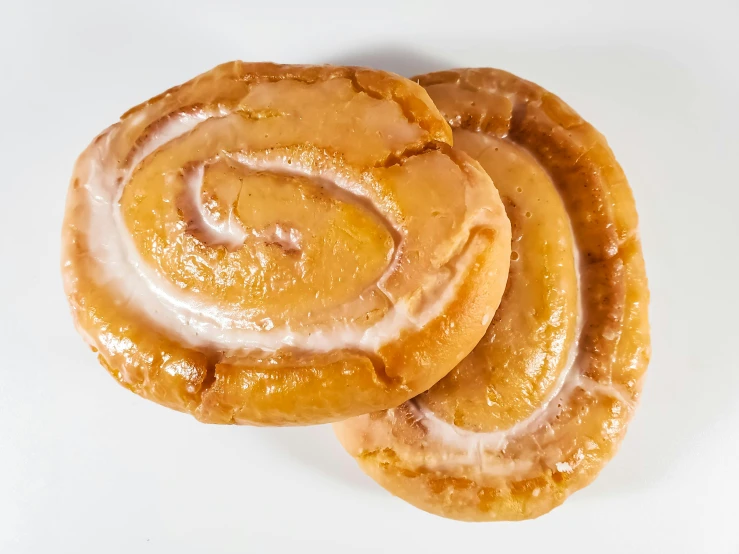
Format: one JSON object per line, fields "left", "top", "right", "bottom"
{"left": 334, "top": 68, "right": 650, "bottom": 521}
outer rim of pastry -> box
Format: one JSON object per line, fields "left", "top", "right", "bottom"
{"left": 334, "top": 67, "right": 651, "bottom": 520}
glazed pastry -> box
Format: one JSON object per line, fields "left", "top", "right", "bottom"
{"left": 61, "top": 62, "right": 511, "bottom": 425}
{"left": 335, "top": 68, "right": 650, "bottom": 520}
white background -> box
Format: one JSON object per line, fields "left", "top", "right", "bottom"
{"left": 1, "top": 1, "right": 738, "bottom": 552}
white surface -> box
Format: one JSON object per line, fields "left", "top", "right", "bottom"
{"left": 1, "top": 0, "right": 738, "bottom": 552}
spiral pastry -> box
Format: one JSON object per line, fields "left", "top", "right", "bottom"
{"left": 61, "top": 62, "right": 511, "bottom": 425}
{"left": 334, "top": 69, "right": 650, "bottom": 520}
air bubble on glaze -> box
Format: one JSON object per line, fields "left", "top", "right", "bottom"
{"left": 481, "top": 312, "right": 492, "bottom": 326}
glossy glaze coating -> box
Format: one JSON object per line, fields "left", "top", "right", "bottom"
{"left": 61, "top": 62, "right": 511, "bottom": 425}
{"left": 335, "top": 68, "right": 650, "bottom": 520}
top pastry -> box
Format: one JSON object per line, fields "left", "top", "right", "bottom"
{"left": 61, "top": 62, "right": 511, "bottom": 425}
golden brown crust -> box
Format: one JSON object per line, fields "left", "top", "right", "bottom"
{"left": 334, "top": 68, "right": 650, "bottom": 520}
{"left": 62, "top": 62, "right": 511, "bottom": 425}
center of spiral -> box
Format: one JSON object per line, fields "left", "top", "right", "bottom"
{"left": 123, "top": 146, "right": 398, "bottom": 322}
{"left": 180, "top": 159, "right": 307, "bottom": 254}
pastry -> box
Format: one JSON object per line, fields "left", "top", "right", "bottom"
{"left": 61, "top": 62, "right": 511, "bottom": 425}
{"left": 334, "top": 68, "right": 650, "bottom": 520}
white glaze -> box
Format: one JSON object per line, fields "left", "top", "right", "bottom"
{"left": 181, "top": 164, "right": 248, "bottom": 250}
{"left": 409, "top": 335, "right": 584, "bottom": 452}
{"left": 258, "top": 223, "right": 302, "bottom": 253}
